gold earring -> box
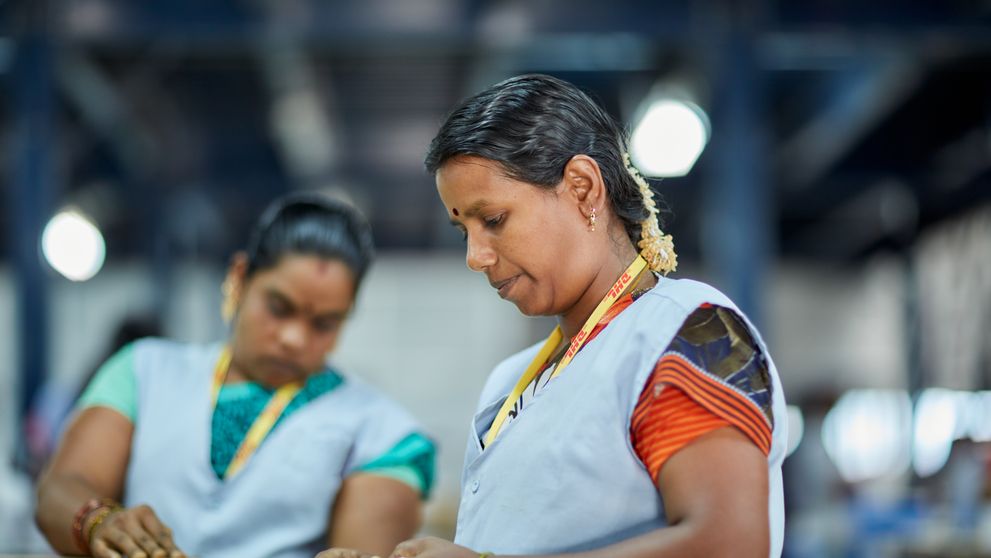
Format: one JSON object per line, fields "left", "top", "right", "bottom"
{"left": 588, "top": 207, "right": 597, "bottom": 232}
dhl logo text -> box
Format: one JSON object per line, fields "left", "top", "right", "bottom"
{"left": 608, "top": 272, "right": 632, "bottom": 298}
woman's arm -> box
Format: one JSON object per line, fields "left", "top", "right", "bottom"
{"left": 390, "top": 426, "right": 769, "bottom": 558}
{"left": 326, "top": 473, "right": 424, "bottom": 557}
{"left": 36, "top": 407, "right": 133, "bottom": 553}
{"left": 36, "top": 407, "right": 183, "bottom": 557}
{"left": 648, "top": 426, "right": 770, "bottom": 557}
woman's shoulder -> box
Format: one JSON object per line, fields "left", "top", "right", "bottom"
{"left": 321, "top": 369, "right": 418, "bottom": 419}
{"left": 127, "top": 336, "right": 212, "bottom": 354}
{"left": 129, "top": 338, "right": 223, "bottom": 379}
{"left": 630, "top": 277, "right": 759, "bottom": 335}
{"left": 644, "top": 277, "right": 735, "bottom": 310}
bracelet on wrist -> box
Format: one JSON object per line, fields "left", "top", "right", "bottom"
{"left": 84, "top": 505, "right": 121, "bottom": 546}
{"left": 71, "top": 497, "right": 120, "bottom": 553}
{"left": 71, "top": 498, "right": 105, "bottom": 553}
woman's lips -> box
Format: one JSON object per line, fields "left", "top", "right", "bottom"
{"left": 493, "top": 275, "right": 519, "bottom": 299}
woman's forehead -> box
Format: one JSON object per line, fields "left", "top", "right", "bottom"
{"left": 438, "top": 156, "right": 504, "bottom": 186}
{"left": 263, "top": 254, "right": 354, "bottom": 281}
{"left": 256, "top": 256, "right": 355, "bottom": 307}
{"left": 438, "top": 157, "right": 534, "bottom": 203}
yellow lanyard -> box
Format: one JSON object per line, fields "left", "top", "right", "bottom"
{"left": 211, "top": 347, "right": 303, "bottom": 478}
{"left": 483, "top": 255, "right": 648, "bottom": 447}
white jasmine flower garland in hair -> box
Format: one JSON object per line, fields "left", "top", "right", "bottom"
{"left": 624, "top": 153, "right": 678, "bottom": 275}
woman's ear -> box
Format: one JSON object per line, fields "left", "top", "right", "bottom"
{"left": 226, "top": 252, "right": 249, "bottom": 289}
{"left": 221, "top": 252, "right": 249, "bottom": 323}
{"left": 563, "top": 154, "right": 608, "bottom": 220}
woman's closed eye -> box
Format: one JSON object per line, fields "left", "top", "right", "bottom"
{"left": 456, "top": 214, "right": 504, "bottom": 243}
{"left": 483, "top": 213, "right": 505, "bottom": 229}
{"left": 266, "top": 294, "right": 294, "bottom": 318}
{"left": 312, "top": 316, "right": 343, "bottom": 333}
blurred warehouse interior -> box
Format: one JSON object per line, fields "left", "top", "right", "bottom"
{"left": 1, "top": 1, "right": 991, "bottom": 556}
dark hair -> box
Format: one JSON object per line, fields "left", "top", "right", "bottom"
{"left": 244, "top": 193, "right": 375, "bottom": 289}
{"left": 425, "top": 73, "right": 658, "bottom": 246}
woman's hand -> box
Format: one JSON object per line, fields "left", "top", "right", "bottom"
{"left": 88, "top": 504, "right": 185, "bottom": 558}
{"left": 390, "top": 537, "right": 481, "bottom": 558}
{"left": 316, "top": 548, "right": 380, "bottom": 558}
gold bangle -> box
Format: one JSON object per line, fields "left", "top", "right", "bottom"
{"left": 479, "top": 552, "right": 494, "bottom": 558}
{"left": 84, "top": 505, "right": 121, "bottom": 544}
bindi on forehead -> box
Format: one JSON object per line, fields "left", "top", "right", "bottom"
{"left": 452, "top": 208, "right": 460, "bottom": 216}
{"left": 315, "top": 260, "right": 332, "bottom": 275}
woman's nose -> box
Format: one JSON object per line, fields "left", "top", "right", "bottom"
{"left": 278, "top": 321, "right": 307, "bottom": 351}
{"left": 465, "top": 233, "right": 496, "bottom": 272}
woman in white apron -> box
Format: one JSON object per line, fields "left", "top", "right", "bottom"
{"left": 327, "top": 74, "right": 786, "bottom": 558}
{"left": 36, "top": 194, "right": 435, "bottom": 558}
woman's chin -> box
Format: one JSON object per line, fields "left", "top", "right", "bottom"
{"left": 510, "top": 298, "right": 553, "bottom": 318}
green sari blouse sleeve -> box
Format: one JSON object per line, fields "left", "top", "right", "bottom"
{"left": 77, "top": 342, "right": 138, "bottom": 422}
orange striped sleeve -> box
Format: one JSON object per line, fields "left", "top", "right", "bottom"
{"left": 631, "top": 385, "right": 731, "bottom": 481}
{"left": 631, "top": 354, "right": 773, "bottom": 482}
{"left": 651, "top": 354, "right": 772, "bottom": 453}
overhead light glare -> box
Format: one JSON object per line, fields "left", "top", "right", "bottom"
{"left": 630, "top": 99, "right": 709, "bottom": 177}
{"left": 42, "top": 209, "right": 106, "bottom": 282}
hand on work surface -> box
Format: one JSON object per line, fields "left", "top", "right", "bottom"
{"left": 87, "top": 504, "right": 186, "bottom": 558}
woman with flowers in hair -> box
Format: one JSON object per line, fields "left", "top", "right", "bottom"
{"left": 340, "top": 74, "right": 786, "bottom": 558}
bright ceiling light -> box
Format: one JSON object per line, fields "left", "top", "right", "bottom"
{"left": 967, "top": 392, "right": 991, "bottom": 442}
{"left": 42, "top": 209, "right": 106, "bottom": 282}
{"left": 630, "top": 99, "right": 710, "bottom": 177}
{"left": 913, "top": 389, "right": 962, "bottom": 478}
{"left": 821, "top": 390, "right": 912, "bottom": 483}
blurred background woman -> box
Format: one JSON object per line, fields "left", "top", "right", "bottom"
{"left": 35, "top": 193, "right": 435, "bottom": 558}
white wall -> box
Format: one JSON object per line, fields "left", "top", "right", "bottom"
{"left": 766, "top": 255, "right": 909, "bottom": 398}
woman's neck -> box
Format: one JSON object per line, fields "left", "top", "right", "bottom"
{"left": 224, "top": 355, "right": 304, "bottom": 389}
{"left": 557, "top": 250, "right": 651, "bottom": 340}
{"left": 224, "top": 362, "right": 252, "bottom": 385}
